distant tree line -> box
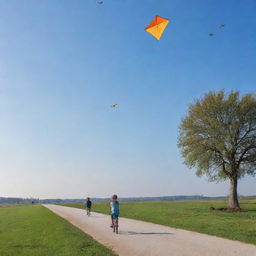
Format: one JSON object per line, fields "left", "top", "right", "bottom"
{"left": 0, "top": 197, "right": 40, "bottom": 204}
{"left": 1, "top": 195, "right": 255, "bottom": 205}
{"left": 0, "top": 195, "right": 227, "bottom": 204}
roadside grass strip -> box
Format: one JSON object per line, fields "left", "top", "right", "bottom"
{"left": 60, "top": 200, "right": 256, "bottom": 245}
{"left": 0, "top": 205, "right": 116, "bottom": 256}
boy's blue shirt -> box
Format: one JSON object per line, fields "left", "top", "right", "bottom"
{"left": 111, "top": 202, "right": 119, "bottom": 215}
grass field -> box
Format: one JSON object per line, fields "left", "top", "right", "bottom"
{"left": 60, "top": 199, "right": 256, "bottom": 245}
{"left": 0, "top": 204, "right": 115, "bottom": 256}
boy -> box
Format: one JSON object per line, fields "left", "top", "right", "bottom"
{"left": 85, "top": 197, "right": 92, "bottom": 216}
{"left": 110, "top": 194, "right": 119, "bottom": 234}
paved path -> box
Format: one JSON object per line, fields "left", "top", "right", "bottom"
{"left": 44, "top": 204, "right": 256, "bottom": 256}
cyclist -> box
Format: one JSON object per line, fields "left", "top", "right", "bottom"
{"left": 85, "top": 197, "right": 92, "bottom": 216}
{"left": 110, "top": 194, "right": 119, "bottom": 234}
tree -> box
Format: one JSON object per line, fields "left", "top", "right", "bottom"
{"left": 178, "top": 90, "right": 256, "bottom": 209}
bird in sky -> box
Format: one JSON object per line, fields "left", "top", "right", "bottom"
{"left": 111, "top": 104, "right": 118, "bottom": 108}
{"left": 208, "top": 33, "right": 215, "bottom": 37}
{"left": 97, "top": 1, "right": 103, "bottom": 4}
{"left": 219, "top": 24, "right": 225, "bottom": 28}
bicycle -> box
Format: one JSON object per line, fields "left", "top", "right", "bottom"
{"left": 86, "top": 208, "right": 91, "bottom": 217}
{"left": 112, "top": 217, "right": 118, "bottom": 234}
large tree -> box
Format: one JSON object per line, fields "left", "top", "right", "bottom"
{"left": 178, "top": 90, "right": 256, "bottom": 209}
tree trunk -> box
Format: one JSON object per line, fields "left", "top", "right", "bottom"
{"left": 228, "top": 177, "right": 240, "bottom": 209}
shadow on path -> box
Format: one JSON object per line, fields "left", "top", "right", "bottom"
{"left": 120, "top": 231, "right": 174, "bottom": 235}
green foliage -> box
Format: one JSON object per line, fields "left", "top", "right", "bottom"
{"left": 0, "top": 205, "right": 115, "bottom": 256}
{"left": 60, "top": 200, "right": 256, "bottom": 244}
{"left": 178, "top": 90, "right": 256, "bottom": 181}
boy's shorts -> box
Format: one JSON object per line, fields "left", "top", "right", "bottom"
{"left": 111, "top": 213, "right": 119, "bottom": 219}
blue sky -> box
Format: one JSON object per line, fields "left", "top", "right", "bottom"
{"left": 0, "top": 0, "right": 255, "bottom": 198}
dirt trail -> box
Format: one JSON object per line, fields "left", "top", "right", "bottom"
{"left": 44, "top": 204, "right": 256, "bottom": 256}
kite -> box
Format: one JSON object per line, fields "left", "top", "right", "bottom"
{"left": 97, "top": 1, "right": 103, "bottom": 4}
{"left": 208, "top": 33, "right": 214, "bottom": 37}
{"left": 145, "top": 15, "right": 169, "bottom": 40}
{"left": 111, "top": 104, "right": 118, "bottom": 108}
{"left": 219, "top": 24, "right": 225, "bottom": 28}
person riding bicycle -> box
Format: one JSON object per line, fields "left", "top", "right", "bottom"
{"left": 85, "top": 197, "right": 92, "bottom": 216}
{"left": 110, "top": 194, "right": 119, "bottom": 233}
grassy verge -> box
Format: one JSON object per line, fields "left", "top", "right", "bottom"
{"left": 59, "top": 200, "right": 256, "bottom": 244}
{"left": 0, "top": 204, "right": 115, "bottom": 256}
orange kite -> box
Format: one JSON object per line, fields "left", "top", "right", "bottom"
{"left": 145, "top": 15, "right": 169, "bottom": 40}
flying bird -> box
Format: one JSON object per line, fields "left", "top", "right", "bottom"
{"left": 219, "top": 24, "right": 225, "bottom": 28}
{"left": 208, "top": 33, "right": 214, "bottom": 37}
{"left": 111, "top": 104, "right": 118, "bottom": 108}
{"left": 97, "top": 1, "right": 103, "bottom": 4}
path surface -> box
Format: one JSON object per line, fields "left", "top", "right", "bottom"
{"left": 44, "top": 204, "right": 256, "bottom": 256}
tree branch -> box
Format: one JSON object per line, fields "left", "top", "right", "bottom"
{"left": 237, "top": 145, "right": 256, "bottom": 167}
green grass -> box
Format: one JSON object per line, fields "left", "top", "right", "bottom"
{"left": 60, "top": 200, "right": 256, "bottom": 244}
{"left": 0, "top": 204, "right": 116, "bottom": 256}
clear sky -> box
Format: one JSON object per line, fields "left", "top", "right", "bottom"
{"left": 0, "top": 0, "right": 255, "bottom": 198}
